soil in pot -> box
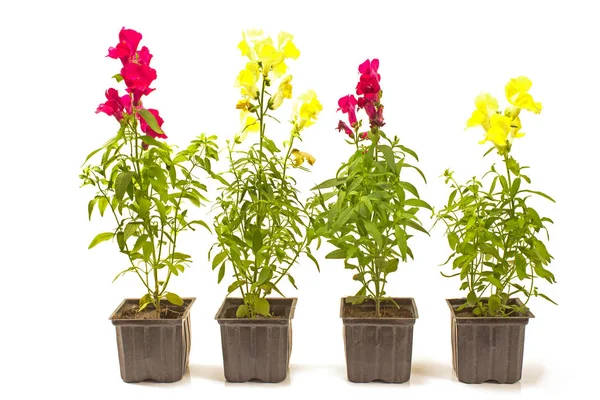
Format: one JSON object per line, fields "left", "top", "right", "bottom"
{"left": 112, "top": 300, "right": 189, "bottom": 320}
{"left": 110, "top": 298, "right": 195, "bottom": 383}
{"left": 343, "top": 302, "right": 414, "bottom": 318}
{"left": 341, "top": 297, "right": 418, "bottom": 383}
{"left": 447, "top": 298, "right": 534, "bottom": 384}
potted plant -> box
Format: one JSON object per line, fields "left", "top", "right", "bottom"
{"left": 436, "top": 76, "right": 556, "bottom": 384}
{"left": 310, "top": 59, "right": 430, "bottom": 383}
{"left": 80, "top": 27, "right": 219, "bottom": 383}
{"left": 210, "top": 30, "right": 322, "bottom": 383}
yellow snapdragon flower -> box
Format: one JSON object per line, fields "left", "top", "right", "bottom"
{"left": 466, "top": 93, "right": 498, "bottom": 130}
{"left": 270, "top": 76, "right": 293, "bottom": 110}
{"left": 466, "top": 76, "right": 541, "bottom": 154}
{"left": 236, "top": 30, "right": 300, "bottom": 77}
{"left": 505, "top": 76, "right": 542, "bottom": 114}
{"left": 481, "top": 113, "right": 511, "bottom": 148}
{"left": 235, "top": 61, "right": 260, "bottom": 99}
{"left": 291, "top": 149, "right": 315, "bottom": 166}
{"left": 294, "top": 90, "right": 322, "bottom": 130}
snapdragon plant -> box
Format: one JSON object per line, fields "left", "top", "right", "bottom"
{"left": 80, "top": 28, "right": 219, "bottom": 318}
{"left": 210, "top": 31, "right": 322, "bottom": 318}
{"left": 436, "top": 77, "right": 556, "bottom": 317}
{"left": 311, "top": 59, "right": 430, "bottom": 317}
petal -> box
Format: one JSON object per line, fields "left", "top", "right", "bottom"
{"left": 371, "top": 59, "right": 379, "bottom": 72}
{"left": 358, "top": 59, "right": 371, "bottom": 74}
{"left": 119, "top": 28, "right": 142, "bottom": 52}
{"left": 278, "top": 31, "right": 294, "bottom": 48}
{"left": 466, "top": 110, "right": 486, "bottom": 128}
{"left": 283, "top": 41, "right": 300, "bottom": 59}
{"left": 474, "top": 93, "right": 498, "bottom": 115}
{"left": 238, "top": 40, "right": 252, "bottom": 58}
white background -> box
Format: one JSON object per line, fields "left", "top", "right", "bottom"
{"left": 1, "top": 0, "right": 598, "bottom": 399}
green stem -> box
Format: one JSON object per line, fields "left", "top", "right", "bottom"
{"left": 250, "top": 76, "right": 269, "bottom": 307}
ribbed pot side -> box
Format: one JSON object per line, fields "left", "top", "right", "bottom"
{"left": 341, "top": 297, "right": 418, "bottom": 383}
{"left": 109, "top": 298, "right": 195, "bottom": 383}
{"left": 215, "top": 297, "right": 297, "bottom": 383}
{"left": 447, "top": 298, "right": 534, "bottom": 384}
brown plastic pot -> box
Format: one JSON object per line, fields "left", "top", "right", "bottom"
{"left": 109, "top": 298, "right": 195, "bottom": 383}
{"left": 341, "top": 297, "right": 418, "bottom": 383}
{"left": 215, "top": 297, "right": 296, "bottom": 383}
{"left": 447, "top": 298, "right": 534, "bottom": 384}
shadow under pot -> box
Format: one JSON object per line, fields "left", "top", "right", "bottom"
{"left": 447, "top": 298, "right": 534, "bottom": 384}
{"left": 109, "top": 298, "right": 195, "bottom": 383}
{"left": 341, "top": 297, "right": 418, "bottom": 383}
{"left": 215, "top": 297, "right": 296, "bottom": 383}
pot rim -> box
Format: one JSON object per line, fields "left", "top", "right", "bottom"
{"left": 340, "top": 296, "right": 419, "bottom": 323}
{"left": 446, "top": 297, "right": 535, "bottom": 320}
{"left": 215, "top": 297, "right": 298, "bottom": 323}
{"left": 109, "top": 297, "right": 196, "bottom": 325}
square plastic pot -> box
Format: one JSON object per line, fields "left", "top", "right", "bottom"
{"left": 215, "top": 297, "right": 296, "bottom": 383}
{"left": 109, "top": 298, "right": 195, "bottom": 383}
{"left": 341, "top": 297, "right": 418, "bottom": 383}
{"left": 447, "top": 298, "right": 534, "bottom": 384}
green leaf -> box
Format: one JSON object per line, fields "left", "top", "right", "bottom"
{"left": 88, "top": 198, "right": 97, "bottom": 221}
{"left": 467, "top": 291, "right": 477, "bottom": 306}
{"left": 171, "top": 252, "right": 191, "bottom": 260}
{"left": 363, "top": 220, "right": 382, "bottom": 248}
{"left": 257, "top": 267, "right": 273, "bottom": 286}
{"left": 306, "top": 252, "right": 320, "bottom": 272}
{"left": 114, "top": 172, "right": 134, "bottom": 201}
{"left": 116, "top": 232, "right": 125, "bottom": 251}
{"left": 536, "top": 292, "right": 558, "bottom": 305}
{"left": 488, "top": 294, "right": 501, "bottom": 313}
{"left": 288, "top": 274, "right": 298, "bottom": 289}
{"left": 217, "top": 263, "right": 226, "bottom": 283}
{"left": 255, "top": 298, "right": 270, "bottom": 317}
{"left": 138, "top": 197, "right": 150, "bottom": 216}
{"left": 227, "top": 280, "right": 245, "bottom": 294}
{"left": 112, "top": 73, "right": 123, "bottom": 83}
{"left": 236, "top": 304, "right": 249, "bottom": 318}
{"left": 138, "top": 294, "right": 153, "bottom": 312}
{"left": 131, "top": 234, "right": 147, "bottom": 253}
{"left": 311, "top": 177, "right": 347, "bottom": 190}
{"left": 167, "top": 262, "right": 180, "bottom": 276}
{"left": 447, "top": 232, "right": 459, "bottom": 251}
{"left": 346, "top": 295, "right": 366, "bottom": 305}
{"left": 88, "top": 232, "right": 113, "bottom": 249}
{"left": 138, "top": 108, "right": 165, "bottom": 135}
{"left": 515, "top": 253, "right": 527, "bottom": 280}
{"left": 385, "top": 258, "right": 399, "bottom": 274}
{"left": 325, "top": 249, "right": 347, "bottom": 259}
{"left": 404, "top": 198, "right": 432, "bottom": 210}
{"left": 212, "top": 252, "right": 227, "bottom": 270}
{"left": 189, "top": 219, "right": 211, "bottom": 232}
{"left": 487, "top": 276, "right": 503, "bottom": 290}
{"left": 402, "top": 219, "right": 429, "bottom": 235}
{"left": 81, "top": 135, "right": 119, "bottom": 167}
{"left": 252, "top": 229, "right": 263, "bottom": 255}
{"left": 123, "top": 222, "right": 140, "bottom": 241}
{"left": 166, "top": 292, "right": 184, "bottom": 306}
{"left": 519, "top": 190, "right": 556, "bottom": 203}
{"left": 98, "top": 197, "right": 109, "bottom": 217}
{"left": 394, "top": 226, "right": 407, "bottom": 260}
{"left": 140, "top": 135, "right": 169, "bottom": 150}
{"left": 534, "top": 265, "right": 556, "bottom": 283}
{"left": 378, "top": 145, "right": 396, "bottom": 172}
{"left": 142, "top": 241, "right": 153, "bottom": 263}
{"left": 510, "top": 177, "right": 521, "bottom": 197}
{"left": 399, "top": 145, "right": 419, "bottom": 161}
